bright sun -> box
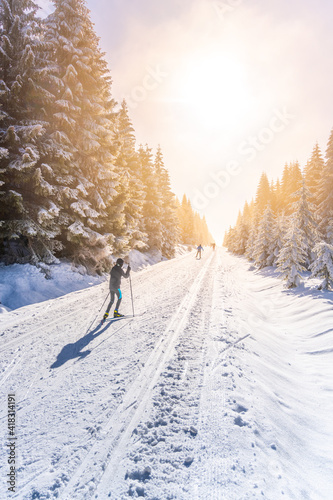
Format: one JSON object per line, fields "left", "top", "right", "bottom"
{"left": 173, "top": 50, "right": 254, "bottom": 131}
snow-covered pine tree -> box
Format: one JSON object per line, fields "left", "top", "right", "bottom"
{"left": 248, "top": 172, "right": 276, "bottom": 262}
{"left": 0, "top": 81, "right": 8, "bottom": 191}
{"left": 280, "top": 162, "right": 302, "bottom": 214}
{"left": 154, "top": 145, "right": 178, "bottom": 258}
{"left": 274, "top": 179, "right": 282, "bottom": 214}
{"left": 272, "top": 213, "right": 287, "bottom": 266}
{"left": 222, "top": 231, "right": 227, "bottom": 248}
{"left": 224, "top": 226, "right": 238, "bottom": 253}
{"left": 276, "top": 218, "right": 307, "bottom": 288}
{"left": 290, "top": 161, "right": 303, "bottom": 193}
{"left": 304, "top": 143, "right": 325, "bottom": 208}
{"left": 230, "top": 210, "right": 245, "bottom": 254}
{"left": 193, "top": 212, "right": 203, "bottom": 245}
{"left": 193, "top": 213, "right": 213, "bottom": 246}
{"left": 177, "top": 194, "right": 195, "bottom": 245}
{"left": 223, "top": 226, "right": 232, "bottom": 249}
{"left": 245, "top": 204, "right": 259, "bottom": 261}
{"left": 270, "top": 179, "right": 279, "bottom": 214}
{"left": 233, "top": 201, "right": 251, "bottom": 255}
{"left": 255, "top": 172, "right": 271, "bottom": 216}
{"left": 291, "top": 179, "right": 319, "bottom": 268}
{"left": 310, "top": 241, "right": 333, "bottom": 290}
{"left": 0, "top": 0, "right": 63, "bottom": 263}
{"left": 245, "top": 229, "right": 256, "bottom": 260}
{"left": 108, "top": 100, "right": 147, "bottom": 254}
{"left": 325, "top": 214, "right": 333, "bottom": 244}
{"left": 138, "top": 144, "right": 162, "bottom": 251}
{"left": 43, "top": 0, "right": 119, "bottom": 270}
{"left": 201, "top": 215, "right": 214, "bottom": 245}
{"left": 317, "top": 129, "right": 333, "bottom": 240}
{"left": 280, "top": 163, "right": 291, "bottom": 211}
{"left": 253, "top": 204, "right": 276, "bottom": 268}
{"left": 231, "top": 211, "right": 243, "bottom": 254}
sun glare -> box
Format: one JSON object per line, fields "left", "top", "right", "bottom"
{"left": 173, "top": 50, "right": 254, "bottom": 130}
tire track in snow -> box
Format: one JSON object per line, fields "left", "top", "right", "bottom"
{"left": 60, "top": 252, "right": 215, "bottom": 499}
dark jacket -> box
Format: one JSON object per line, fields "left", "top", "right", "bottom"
{"left": 109, "top": 263, "right": 130, "bottom": 291}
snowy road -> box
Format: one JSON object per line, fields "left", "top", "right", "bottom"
{"left": 1, "top": 248, "right": 333, "bottom": 499}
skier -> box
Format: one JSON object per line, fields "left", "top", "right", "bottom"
{"left": 103, "top": 258, "right": 131, "bottom": 321}
{"left": 196, "top": 244, "right": 204, "bottom": 259}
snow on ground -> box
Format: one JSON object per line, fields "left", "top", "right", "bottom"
{"left": 0, "top": 261, "right": 105, "bottom": 312}
{"left": 128, "top": 245, "right": 190, "bottom": 273}
{"left": 0, "top": 247, "right": 333, "bottom": 499}
{"left": 0, "top": 246, "right": 191, "bottom": 312}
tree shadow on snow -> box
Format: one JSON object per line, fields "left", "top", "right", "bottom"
{"left": 50, "top": 319, "right": 122, "bottom": 369}
{"left": 249, "top": 262, "right": 333, "bottom": 307}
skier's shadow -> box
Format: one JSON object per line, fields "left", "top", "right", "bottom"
{"left": 50, "top": 319, "right": 122, "bottom": 369}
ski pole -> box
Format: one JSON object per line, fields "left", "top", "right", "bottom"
{"left": 99, "top": 291, "right": 110, "bottom": 312}
{"left": 86, "top": 290, "right": 109, "bottom": 334}
{"left": 98, "top": 292, "right": 110, "bottom": 312}
{"left": 129, "top": 273, "right": 135, "bottom": 317}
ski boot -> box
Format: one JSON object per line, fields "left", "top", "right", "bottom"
{"left": 101, "top": 312, "right": 109, "bottom": 324}
{"left": 114, "top": 310, "right": 124, "bottom": 318}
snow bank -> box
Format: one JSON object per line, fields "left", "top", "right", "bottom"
{"left": 0, "top": 303, "right": 11, "bottom": 314}
{"left": 174, "top": 243, "right": 193, "bottom": 257}
{"left": 128, "top": 249, "right": 167, "bottom": 272}
{"left": 0, "top": 261, "right": 105, "bottom": 311}
{"left": 128, "top": 245, "right": 191, "bottom": 272}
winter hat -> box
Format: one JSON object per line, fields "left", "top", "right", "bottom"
{"left": 116, "top": 258, "right": 124, "bottom": 267}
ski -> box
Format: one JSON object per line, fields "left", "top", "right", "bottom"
{"left": 100, "top": 311, "right": 146, "bottom": 325}
{"left": 106, "top": 311, "right": 146, "bottom": 321}
{"left": 105, "top": 315, "right": 133, "bottom": 322}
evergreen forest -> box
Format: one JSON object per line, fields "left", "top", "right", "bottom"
{"left": 0, "top": 0, "right": 213, "bottom": 272}
{"left": 224, "top": 131, "right": 333, "bottom": 289}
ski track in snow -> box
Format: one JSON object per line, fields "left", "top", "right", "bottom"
{"left": 1, "top": 248, "right": 333, "bottom": 499}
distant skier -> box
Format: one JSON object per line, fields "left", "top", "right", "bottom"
{"left": 196, "top": 244, "right": 204, "bottom": 259}
{"left": 212, "top": 242, "right": 216, "bottom": 251}
{"left": 103, "top": 258, "right": 131, "bottom": 321}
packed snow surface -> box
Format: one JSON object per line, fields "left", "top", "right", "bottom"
{"left": 0, "top": 248, "right": 333, "bottom": 499}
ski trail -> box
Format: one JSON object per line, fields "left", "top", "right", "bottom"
{"left": 2, "top": 252, "right": 198, "bottom": 419}
{"left": 13, "top": 318, "right": 135, "bottom": 422}
{"left": 0, "top": 252, "right": 195, "bottom": 353}
{"left": 0, "top": 286, "right": 109, "bottom": 352}
{"left": 188, "top": 249, "right": 252, "bottom": 499}
{"left": 113, "top": 254, "right": 218, "bottom": 499}
{"left": 192, "top": 248, "right": 230, "bottom": 499}
{"left": 0, "top": 348, "right": 23, "bottom": 388}
{"left": 61, "top": 252, "right": 215, "bottom": 499}
{"left": 2, "top": 250, "right": 212, "bottom": 499}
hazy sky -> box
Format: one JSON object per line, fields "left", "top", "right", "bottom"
{"left": 38, "top": 0, "right": 333, "bottom": 243}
